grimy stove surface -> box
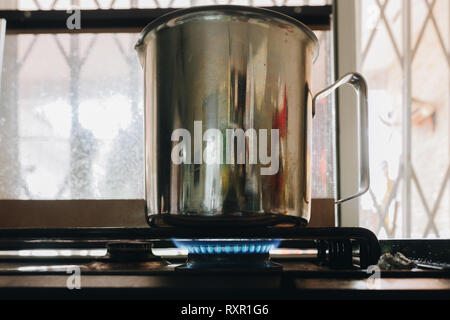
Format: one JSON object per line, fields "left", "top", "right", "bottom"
{"left": 0, "top": 228, "right": 449, "bottom": 299}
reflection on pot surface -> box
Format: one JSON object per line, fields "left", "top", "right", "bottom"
{"left": 136, "top": 6, "right": 369, "bottom": 227}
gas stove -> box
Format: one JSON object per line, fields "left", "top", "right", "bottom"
{"left": 0, "top": 227, "right": 449, "bottom": 300}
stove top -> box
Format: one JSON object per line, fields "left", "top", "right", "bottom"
{"left": 0, "top": 226, "right": 382, "bottom": 269}
{"left": 0, "top": 227, "right": 449, "bottom": 299}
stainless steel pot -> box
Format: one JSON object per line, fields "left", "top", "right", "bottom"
{"left": 136, "top": 5, "right": 369, "bottom": 227}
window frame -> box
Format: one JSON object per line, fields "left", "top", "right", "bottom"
{"left": 1, "top": 6, "right": 332, "bottom": 33}
{"left": 333, "top": 0, "right": 361, "bottom": 228}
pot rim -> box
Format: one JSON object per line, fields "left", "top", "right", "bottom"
{"left": 135, "top": 5, "right": 319, "bottom": 61}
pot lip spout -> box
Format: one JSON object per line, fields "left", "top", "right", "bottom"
{"left": 134, "top": 5, "right": 319, "bottom": 60}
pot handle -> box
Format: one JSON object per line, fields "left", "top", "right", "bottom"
{"left": 312, "top": 73, "right": 370, "bottom": 204}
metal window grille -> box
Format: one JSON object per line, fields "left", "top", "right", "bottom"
{"left": 359, "top": 0, "right": 449, "bottom": 239}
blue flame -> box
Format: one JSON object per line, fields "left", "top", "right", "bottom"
{"left": 172, "top": 239, "right": 281, "bottom": 254}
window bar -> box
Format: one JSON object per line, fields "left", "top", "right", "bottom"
{"left": 0, "top": 19, "right": 5, "bottom": 89}
{"left": 2, "top": 26, "right": 23, "bottom": 199}
{"left": 402, "top": 0, "right": 412, "bottom": 238}
{"left": 69, "top": 34, "right": 81, "bottom": 197}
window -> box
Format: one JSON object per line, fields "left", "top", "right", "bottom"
{"left": 0, "top": 0, "right": 334, "bottom": 227}
{"left": 356, "top": 0, "right": 449, "bottom": 239}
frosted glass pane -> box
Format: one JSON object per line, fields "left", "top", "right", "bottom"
{"left": 311, "top": 31, "right": 335, "bottom": 199}
{"left": 0, "top": 33, "right": 144, "bottom": 199}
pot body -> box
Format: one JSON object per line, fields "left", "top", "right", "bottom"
{"left": 137, "top": 6, "right": 319, "bottom": 227}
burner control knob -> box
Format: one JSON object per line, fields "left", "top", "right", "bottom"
{"left": 106, "top": 241, "right": 160, "bottom": 262}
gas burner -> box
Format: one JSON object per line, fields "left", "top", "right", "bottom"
{"left": 176, "top": 253, "right": 282, "bottom": 272}
{"left": 173, "top": 239, "right": 282, "bottom": 271}
{"left": 172, "top": 239, "right": 281, "bottom": 255}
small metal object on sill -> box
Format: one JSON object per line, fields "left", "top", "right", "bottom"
{"left": 377, "top": 252, "right": 417, "bottom": 271}
{"left": 414, "top": 260, "right": 450, "bottom": 271}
